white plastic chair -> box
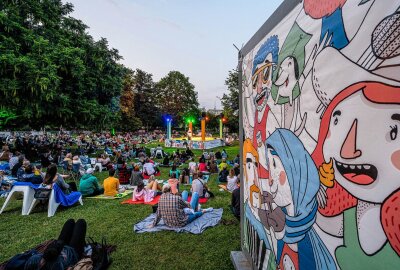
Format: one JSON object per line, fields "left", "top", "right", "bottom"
{"left": 28, "top": 188, "right": 83, "bottom": 217}
{"left": 0, "top": 185, "right": 36, "bottom": 215}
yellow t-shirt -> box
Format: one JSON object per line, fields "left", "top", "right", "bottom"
{"left": 103, "top": 177, "right": 120, "bottom": 196}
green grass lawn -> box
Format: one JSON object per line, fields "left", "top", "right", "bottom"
{"left": 0, "top": 144, "right": 240, "bottom": 270}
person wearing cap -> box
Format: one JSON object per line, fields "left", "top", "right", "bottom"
{"left": 79, "top": 168, "right": 103, "bottom": 197}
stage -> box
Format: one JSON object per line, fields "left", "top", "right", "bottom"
{"left": 165, "top": 137, "right": 224, "bottom": 149}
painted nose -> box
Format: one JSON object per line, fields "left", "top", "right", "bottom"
{"left": 340, "top": 119, "right": 362, "bottom": 159}
{"left": 268, "top": 177, "right": 273, "bottom": 187}
{"left": 257, "top": 74, "right": 263, "bottom": 93}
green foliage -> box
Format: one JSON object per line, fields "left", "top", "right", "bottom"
{"left": 132, "top": 69, "right": 162, "bottom": 129}
{"left": 221, "top": 69, "right": 239, "bottom": 132}
{"left": 156, "top": 71, "right": 199, "bottom": 125}
{"left": 0, "top": 0, "right": 125, "bottom": 130}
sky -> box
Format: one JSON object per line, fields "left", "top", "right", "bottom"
{"left": 64, "top": 0, "right": 284, "bottom": 109}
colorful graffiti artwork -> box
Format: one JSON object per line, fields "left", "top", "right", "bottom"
{"left": 241, "top": 1, "right": 400, "bottom": 269}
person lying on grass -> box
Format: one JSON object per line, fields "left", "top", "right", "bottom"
{"left": 149, "top": 184, "right": 212, "bottom": 228}
{"left": 132, "top": 181, "right": 159, "bottom": 203}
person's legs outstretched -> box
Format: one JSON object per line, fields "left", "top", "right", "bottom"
{"left": 151, "top": 180, "right": 158, "bottom": 191}
{"left": 69, "top": 219, "right": 87, "bottom": 257}
{"left": 58, "top": 219, "right": 75, "bottom": 244}
{"left": 190, "top": 191, "right": 199, "bottom": 211}
{"left": 182, "top": 190, "right": 189, "bottom": 202}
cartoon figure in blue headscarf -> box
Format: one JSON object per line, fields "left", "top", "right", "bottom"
{"left": 263, "top": 129, "right": 336, "bottom": 270}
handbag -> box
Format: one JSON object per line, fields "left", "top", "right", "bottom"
{"left": 34, "top": 188, "right": 52, "bottom": 200}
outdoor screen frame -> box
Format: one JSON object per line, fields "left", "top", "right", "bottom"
{"left": 238, "top": 0, "right": 302, "bottom": 268}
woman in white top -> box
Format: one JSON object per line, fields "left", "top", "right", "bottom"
{"left": 226, "top": 169, "right": 238, "bottom": 192}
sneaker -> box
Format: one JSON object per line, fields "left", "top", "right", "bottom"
{"left": 203, "top": 207, "right": 213, "bottom": 213}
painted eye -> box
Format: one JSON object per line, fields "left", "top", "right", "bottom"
{"left": 263, "top": 66, "right": 271, "bottom": 82}
{"left": 273, "top": 158, "right": 276, "bottom": 169}
{"left": 334, "top": 118, "right": 338, "bottom": 125}
{"left": 252, "top": 76, "right": 257, "bottom": 89}
{"left": 390, "top": 125, "right": 398, "bottom": 140}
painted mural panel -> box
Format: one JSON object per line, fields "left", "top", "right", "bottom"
{"left": 241, "top": 0, "right": 400, "bottom": 269}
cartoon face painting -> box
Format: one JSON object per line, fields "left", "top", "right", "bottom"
{"left": 322, "top": 90, "right": 400, "bottom": 203}
{"left": 241, "top": 1, "right": 400, "bottom": 268}
{"left": 266, "top": 147, "right": 293, "bottom": 208}
{"left": 252, "top": 54, "right": 274, "bottom": 112}
{"left": 274, "top": 56, "right": 299, "bottom": 105}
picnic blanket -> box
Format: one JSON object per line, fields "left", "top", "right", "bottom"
{"left": 133, "top": 208, "right": 223, "bottom": 234}
{"left": 121, "top": 195, "right": 208, "bottom": 206}
{"left": 143, "top": 171, "right": 161, "bottom": 179}
{"left": 86, "top": 190, "right": 133, "bottom": 200}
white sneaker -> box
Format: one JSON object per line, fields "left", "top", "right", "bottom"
{"left": 203, "top": 207, "right": 213, "bottom": 213}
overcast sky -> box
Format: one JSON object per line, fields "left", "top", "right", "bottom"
{"left": 64, "top": 0, "right": 283, "bottom": 109}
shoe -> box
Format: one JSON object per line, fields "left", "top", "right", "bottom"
{"left": 203, "top": 207, "right": 213, "bottom": 213}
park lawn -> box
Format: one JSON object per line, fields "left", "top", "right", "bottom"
{"left": 0, "top": 144, "right": 241, "bottom": 270}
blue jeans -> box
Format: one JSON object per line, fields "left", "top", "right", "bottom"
{"left": 182, "top": 190, "right": 202, "bottom": 223}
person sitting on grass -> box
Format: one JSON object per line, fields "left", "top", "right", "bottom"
{"left": 23, "top": 219, "right": 87, "bottom": 270}
{"left": 167, "top": 172, "right": 179, "bottom": 195}
{"left": 132, "top": 181, "right": 158, "bottom": 203}
{"left": 218, "top": 158, "right": 228, "bottom": 171}
{"left": 230, "top": 186, "right": 240, "bottom": 220}
{"left": 198, "top": 158, "right": 208, "bottom": 172}
{"left": 218, "top": 166, "right": 229, "bottom": 183}
{"left": 226, "top": 168, "right": 239, "bottom": 192}
{"left": 162, "top": 154, "right": 170, "bottom": 166}
{"left": 191, "top": 172, "right": 205, "bottom": 198}
{"left": 143, "top": 158, "right": 156, "bottom": 176}
{"left": 169, "top": 164, "right": 180, "bottom": 179}
{"left": 179, "top": 169, "right": 189, "bottom": 184}
{"left": 188, "top": 157, "right": 197, "bottom": 174}
{"left": 79, "top": 168, "right": 104, "bottom": 197}
{"left": 150, "top": 184, "right": 212, "bottom": 228}
{"left": 207, "top": 157, "right": 218, "bottom": 173}
{"left": 103, "top": 168, "right": 120, "bottom": 197}
{"left": 129, "top": 165, "right": 144, "bottom": 186}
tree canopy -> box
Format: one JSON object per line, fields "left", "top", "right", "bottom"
{"left": 221, "top": 69, "right": 239, "bottom": 132}
{"left": 156, "top": 71, "right": 200, "bottom": 125}
{"left": 0, "top": 0, "right": 127, "bottom": 130}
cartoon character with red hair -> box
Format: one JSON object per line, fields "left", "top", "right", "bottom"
{"left": 312, "top": 82, "right": 400, "bottom": 269}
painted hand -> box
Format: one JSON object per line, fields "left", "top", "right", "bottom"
{"left": 319, "top": 158, "right": 335, "bottom": 188}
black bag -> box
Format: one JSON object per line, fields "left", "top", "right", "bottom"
{"left": 87, "top": 238, "right": 112, "bottom": 270}
{"left": 34, "top": 188, "right": 52, "bottom": 201}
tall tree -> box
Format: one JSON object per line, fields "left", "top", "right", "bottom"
{"left": 132, "top": 69, "right": 162, "bottom": 130}
{"left": 156, "top": 71, "right": 199, "bottom": 125}
{"left": 0, "top": 0, "right": 125, "bottom": 130}
{"left": 119, "top": 69, "right": 142, "bottom": 131}
{"left": 221, "top": 69, "right": 239, "bottom": 132}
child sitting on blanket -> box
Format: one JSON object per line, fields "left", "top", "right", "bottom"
{"left": 132, "top": 181, "right": 159, "bottom": 203}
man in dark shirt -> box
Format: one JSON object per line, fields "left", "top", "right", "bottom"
{"left": 231, "top": 187, "right": 240, "bottom": 219}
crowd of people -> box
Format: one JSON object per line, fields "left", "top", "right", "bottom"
{"left": 0, "top": 130, "right": 241, "bottom": 224}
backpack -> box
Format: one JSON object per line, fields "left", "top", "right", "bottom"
{"left": 86, "top": 238, "right": 113, "bottom": 270}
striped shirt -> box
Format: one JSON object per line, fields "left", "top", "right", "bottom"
{"left": 153, "top": 193, "right": 190, "bottom": 227}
